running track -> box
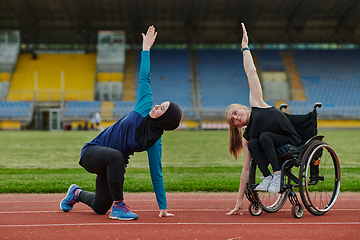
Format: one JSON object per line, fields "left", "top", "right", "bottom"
{"left": 0, "top": 192, "right": 359, "bottom": 239}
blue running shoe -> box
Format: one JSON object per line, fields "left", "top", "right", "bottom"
{"left": 60, "top": 184, "right": 81, "bottom": 212}
{"left": 109, "top": 202, "right": 138, "bottom": 220}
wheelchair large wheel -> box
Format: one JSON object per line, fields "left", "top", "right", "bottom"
{"left": 299, "top": 141, "right": 341, "bottom": 216}
{"left": 250, "top": 161, "right": 289, "bottom": 213}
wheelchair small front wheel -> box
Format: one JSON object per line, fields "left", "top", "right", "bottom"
{"left": 249, "top": 203, "right": 263, "bottom": 216}
{"left": 291, "top": 203, "right": 304, "bottom": 218}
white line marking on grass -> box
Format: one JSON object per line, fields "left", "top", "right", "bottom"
{"left": 0, "top": 222, "right": 359, "bottom": 228}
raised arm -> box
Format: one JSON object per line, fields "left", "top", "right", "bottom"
{"left": 241, "top": 23, "right": 269, "bottom": 108}
{"left": 134, "top": 26, "right": 158, "bottom": 116}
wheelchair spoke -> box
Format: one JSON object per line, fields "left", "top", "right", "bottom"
{"left": 252, "top": 166, "right": 289, "bottom": 213}
{"left": 300, "top": 142, "right": 341, "bottom": 215}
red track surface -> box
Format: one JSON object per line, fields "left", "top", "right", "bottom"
{"left": 1, "top": 192, "right": 359, "bottom": 240}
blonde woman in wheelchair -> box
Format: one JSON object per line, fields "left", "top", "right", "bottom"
{"left": 226, "top": 23, "right": 302, "bottom": 215}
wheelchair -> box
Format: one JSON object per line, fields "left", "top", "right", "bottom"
{"left": 245, "top": 102, "right": 341, "bottom": 218}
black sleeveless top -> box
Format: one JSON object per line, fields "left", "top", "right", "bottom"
{"left": 243, "top": 107, "right": 302, "bottom": 146}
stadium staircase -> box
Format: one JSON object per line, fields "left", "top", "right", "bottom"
{"left": 122, "top": 50, "right": 137, "bottom": 101}
{"left": 281, "top": 51, "right": 306, "bottom": 101}
{"left": 188, "top": 49, "right": 201, "bottom": 125}
{"left": 100, "top": 101, "right": 114, "bottom": 122}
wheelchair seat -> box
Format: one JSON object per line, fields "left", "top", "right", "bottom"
{"left": 274, "top": 104, "right": 319, "bottom": 160}
{"left": 275, "top": 144, "right": 301, "bottom": 160}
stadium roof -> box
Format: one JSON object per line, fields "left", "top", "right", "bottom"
{"left": 1, "top": 0, "right": 360, "bottom": 45}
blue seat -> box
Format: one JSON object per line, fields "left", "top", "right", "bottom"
{"left": 134, "top": 49, "right": 193, "bottom": 116}
{"left": 64, "top": 101, "right": 101, "bottom": 118}
{"left": 290, "top": 49, "right": 360, "bottom": 118}
{"left": 197, "top": 49, "right": 249, "bottom": 109}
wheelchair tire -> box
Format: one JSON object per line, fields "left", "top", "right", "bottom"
{"left": 250, "top": 161, "right": 289, "bottom": 213}
{"left": 291, "top": 203, "right": 304, "bottom": 218}
{"left": 249, "top": 203, "right": 263, "bottom": 216}
{"left": 299, "top": 141, "right": 341, "bottom": 216}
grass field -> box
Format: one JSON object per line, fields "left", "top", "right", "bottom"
{"left": 0, "top": 129, "right": 359, "bottom": 193}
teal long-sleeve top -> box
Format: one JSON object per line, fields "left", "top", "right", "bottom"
{"left": 81, "top": 50, "right": 167, "bottom": 210}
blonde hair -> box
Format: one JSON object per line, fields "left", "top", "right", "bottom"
{"left": 226, "top": 104, "right": 245, "bottom": 160}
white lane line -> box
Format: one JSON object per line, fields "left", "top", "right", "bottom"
{"left": 0, "top": 199, "right": 236, "bottom": 203}
{"left": 0, "top": 198, "right": 358, "bottom": 203}
{"left": 0, "top": 208, "right": 359, "bottom": 214}
{"left": 0, "top": 222, "right": 359, "bottom": 228}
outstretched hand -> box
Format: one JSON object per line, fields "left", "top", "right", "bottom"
{"left": 241, "top": 23, "right": 249, "bottom": 49}
{"left": 159, "top": 209, "right": 175, "bottom": 218}
{"left": 142, "top": 25, "right": 158, "bottom": 51}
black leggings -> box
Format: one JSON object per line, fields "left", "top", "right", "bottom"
{"left": 247, "top": 132, "right": 291, "bottom": 177}
{"left": 78, "top": 146, "right": 125, "bottom": 215}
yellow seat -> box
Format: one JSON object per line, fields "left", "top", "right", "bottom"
{"left": 0, "top": 121, "right": 21, "bottom": 130}
{"left": 0, "top": 72, "right": 11, "bottom": 82}
{"left": 8, "top": 53, "right": 96, "bottom": 101}
{"left": 97, "top": 72, "right": 123, "bottom": 82}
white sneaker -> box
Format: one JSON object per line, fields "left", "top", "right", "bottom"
{"left": 254, "top": 175, "right": 273, "bottom": 191}
{"left": 268, "top": 173, "right": 281, "bottom": 194}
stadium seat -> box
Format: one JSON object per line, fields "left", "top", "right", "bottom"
{"left": 197, "top": 49, "right": 250, "bottom": 110}
{"left": 290, "top": 49, "right": 360, "bottom": 118}
{"left": 63, "top": 101, "right": 101, "bottom": 118}
{"left": 0, "top": 101, "right": 31, "bottom": 118}
{"left": 134, "top": 49, "right": 194, "bottom": 117}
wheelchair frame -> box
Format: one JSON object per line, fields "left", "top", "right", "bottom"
{"left": 245, "top": 103, "right": 341, "bottom": 218}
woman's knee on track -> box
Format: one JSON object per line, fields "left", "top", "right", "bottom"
{"left": 93, "top": 205, "right": 112, "bottom": 215}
